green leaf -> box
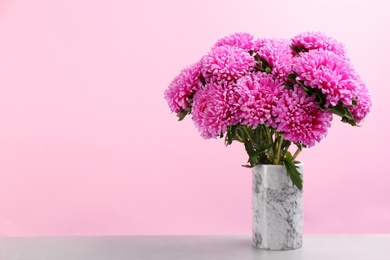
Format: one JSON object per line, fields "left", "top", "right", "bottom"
{"left": 291, "top": 44, "right": 308, "bottom": 54}
{"left": 225, "top": 129, "right": 233, "bottom": 146}
{"left": 236, "top": 127, "right": 246, "bottom": 141}
{"left": 259, "top": 153, "right": 269, "bottom": 164}
{"left": 225, "top": 128, "right": 232, "bottom": 146}
{"left": 254, "top": 54, "right": 262, "bottom": 63}
{"left": 258, "top": 143, "right": 274, "bottom": 151}
{"left": 352, "top": 98, "right": 358, "bottom": 106}
{"left": 331, "top": 105, "right": 359, "bottom": 126}
{"left": 287, "top": 73, "right": 297, "bottom": 81}
{"left": 341, "top": 116, "right": 358, "bottom": 126}
{"left": 282, "top": 158, "right": 303, "bottom": 190}
{"left": 249, "top": 151, "right": 260, "bottom": 166}
{"left": 260, "top": 58, "right": 270, "bottom": 69}
{"left": 330, "top": 103, "right": 347, "bottom": 117}
{"left": 254, "top": 56, "right": 271, "bottom": 73}
{"left": 244, "top": 141, "right": 255, "bottom": 155}
{"left": 225, "top": 124, "right": 242, "bottom": 145}
{"left": 314, "top": 94, "right": 323, "bottom": 105}
{"left": 244, "top": 141, "right": 257, "bottom": 167}
{"left": 246, "top": 126, "right": 254, "bottom": 136}
{"left": 285, "top": 151, "right": 293, "bottom": 160}
{"left": 177, "top": 109, "right": 190, "bottom": 121}
{"left": 266, "top": 152, "right": 275, "bottom": 163}
{"left": 344, "top": 107, "right": 353, "bottom": 119}
{"left": 253, "top": 126, "right": 261, "bottom": 144}
{"left": 252, "top": 143, "right": 262, "bottom": 150}
{"left": 254, "top": 65, "right": 262, "bottom": 72}
{"left": 282, "top": 140, "right": 291, "bottom": 150}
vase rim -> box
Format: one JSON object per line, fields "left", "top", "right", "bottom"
{"left": 254, "top": 162, "right": 303, "bottom": 167}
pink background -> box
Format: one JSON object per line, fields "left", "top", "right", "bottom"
{"left": 0, "top": 0, "right": 389, "bottom": 236}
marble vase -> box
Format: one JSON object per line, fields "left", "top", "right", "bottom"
{"left": 252, "top": 163, "right": 303, "bottom": 250}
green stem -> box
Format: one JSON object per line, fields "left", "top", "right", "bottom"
{"left": 243, "top": 126, "right": 256, "bottom": 147}
{"left": 281, "top": 141, "right": 291, "bottom": 158}
{"left": 274, "top": 134, "right": 284, "bottom": 165}
{"left": 292, "top": 148, "right": 301, "bottom": 162}
{"left": 265, "top": 125, "right": 274, "bottom": 152}
{"left": 273, "top": 132, "right": 279, "bottom": 164}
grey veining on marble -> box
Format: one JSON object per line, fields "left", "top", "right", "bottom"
{"left": 252, "top": 163, "right": 303, "bottom": 250}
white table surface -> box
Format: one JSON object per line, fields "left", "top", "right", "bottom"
{"left": 0, "top": 235, "right": 389, "bottom": 260}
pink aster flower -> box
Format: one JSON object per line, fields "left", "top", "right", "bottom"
{"left": 255, "top": 37, "right": 294, "bottom": 79}
{"left": 213, "top": 32, "right": 255, "bottom": 51}
{"left": 349, "top": 75, "right": 372, "bottom": 123}
{"left": 234, "top": 72, "right": 285, "bottom": 128}
{"left": 293, "top": 49, "right": 358, "bottom": 107}
{"left": 191, "top": 82, "right": 237, "bottom": 139}
{"left": 164, "top": 62, "right": 202, "bottom": 113}
{"left": 201, "top": 45, "right": 256, "bottom": 83}
{"left": 275, "top": 86, "right": 333, "bottom": 147}
{"left": 291, "top": 31, "right": 346, "bottom": 57}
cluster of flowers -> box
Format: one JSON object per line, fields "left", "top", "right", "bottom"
{"left": 165, "top": 32, "right": 371, "bottom": 148}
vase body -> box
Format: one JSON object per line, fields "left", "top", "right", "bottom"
{"left": 252, "top": 163, "right": 303, "bottom": 250}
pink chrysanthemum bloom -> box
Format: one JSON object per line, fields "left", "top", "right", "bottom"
{"left": 234, "top": 72, "right": 285, "bottom": 128}
{"left": 291, "top": 31, "right": 346, "bottom": 57}
{"left": 349, "top": 75, "right": 372, "bottom": 123}
{"left": 213, "top": 32, "right": 255, "bottom": 51}
{"left": 164, "top": 62, "right": 202, "bottom": 113}
{"left": 275, "top": 86, "right": 333, "bottom": 147}
{"left": 201, "top": 45, "right": 256, "bottom": 83}
{"left": 192, "top": 82, "right": 237, "bottom": 139}
{"left": 255, "top": 38, "right": 294, "bottom": 79}
{"left": 293, "top": 49, "right": 358, "bottom": 107}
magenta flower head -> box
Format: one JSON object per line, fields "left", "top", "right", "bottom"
{"left": 293, "top": 49, "right": 358, "bottom": 107}
{"left": 213, "top": 32, "right": 256, "bottom": 51}
{"left": 234, "top": 72, "right": 285, "bottom": 128}
{"left": 201, "top": 45, "right": 256, "bottom": 83}
{"left": 191, "top": 82, "right": 237, "bottom": 139}
{"left": 275, "top": 86, "right": 333, "bottom": 147}
{"left": 164, "top": 62, "right": 202, "bottom": 114}
{"left": 164, "top": 31, "right": 371, "bottom": 189}
{"left": 255, "top": 38, "right": 294, "bottom": 79}
{"left": 349, "top": 75, "right": 372, "bottom": 123}
{"left": 291, "top": 31, "right": 346, "bottom": 57}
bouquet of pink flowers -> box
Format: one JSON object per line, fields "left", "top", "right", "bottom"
{"left": 164, "top": 32, "right": 371, "bottom": 189}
